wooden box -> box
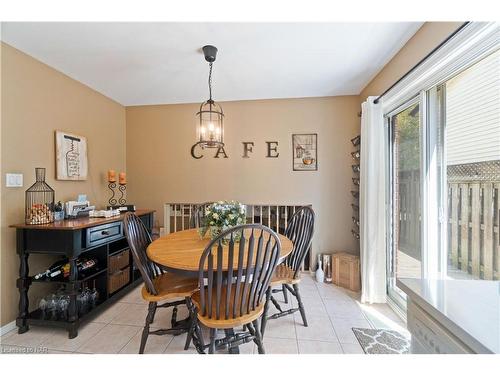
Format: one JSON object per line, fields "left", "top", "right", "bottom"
{"left": 333, "top": 252, "right": 360, "bottom": 292}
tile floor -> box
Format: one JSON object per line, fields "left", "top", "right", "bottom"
{"left": 0, "top": 274, "right": 408, "bottom": 354}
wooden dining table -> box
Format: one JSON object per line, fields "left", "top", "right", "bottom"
{"left": 147, "top": 228, "right": 294, "bottom": 276}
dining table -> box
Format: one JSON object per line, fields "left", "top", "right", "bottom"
{"left": 147, "top": 228, "right": 294, "bottom": 276}
{"left": 146, "top": 227, "right": 294, "bottom": 353}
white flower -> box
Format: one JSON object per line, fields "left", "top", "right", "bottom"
{"left": 210, "top": 221, "right": 214, "bottom": 225}
{"left": 228, "top": 214, "right": 234, "bottom": 220}
{"left": 213, "top": 213, "right": 219, "bottom": 219}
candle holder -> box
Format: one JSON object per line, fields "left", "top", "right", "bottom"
{"left": 108, "top": 182, "right": 117, "bottom": 206}
{"left": 118, "top": 184, "right": 126, "bottom": 205}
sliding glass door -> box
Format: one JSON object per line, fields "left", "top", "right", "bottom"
{"left": 387, "top": 99, "right": 422, "bottom": 308}
{"left": 385, "top": 47, "right": 499, "bottom": 310}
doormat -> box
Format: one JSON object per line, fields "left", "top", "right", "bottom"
{"left": 352, "top": 327, "right": 410, "bottom": 354}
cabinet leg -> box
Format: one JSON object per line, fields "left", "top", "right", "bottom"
{"left": 68, "top": 326, "right": 79, "bottom": 339}
{"left": 67, "top": 258, "right": 78, "bottom": 328}
{"left": 17, "top": 252, "right": 30, "bottom": 334}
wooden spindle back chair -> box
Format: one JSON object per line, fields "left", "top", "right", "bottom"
{"left": 123, "top": 212, "right": 160, "bottom": 294}
{"left": 193, "top": 224, "right": 281, "bottom": 354}
{"left": 123, "top": 213, "right": 199, "bottom": 353}
{"left": 261, "top": 206, "right": 315, "bottom": 335}
{"left": 283, "top": 205, "right": 315, "bottom": 279}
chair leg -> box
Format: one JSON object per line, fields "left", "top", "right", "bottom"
{"left": 282, "top": 284, "right": 288, "bottom": 304}
{"left": 209, "top": 328, "right": 217, "bottom": 354}
{"left": 139, "top": 302, "right": 157, "bottom": 354}
{"left": 184, "top": 298, "right": 195, "bottom": 350}
{"left": 252, "top": 319, "right": 265, "bottom": 354}
{"left": 224, "top": 328, "right": 240, "bottom": 354}
{"left": 293, "top": 284, "right": 308, "bottom": 327}
{"left": 194, "top": 318, "right": 205, "bottom": 350}
{"left": 260, "top": 287, "right": 271, "bottom": 336}
{"left": 171, "top": 305, "right": 178, "bottom": 327}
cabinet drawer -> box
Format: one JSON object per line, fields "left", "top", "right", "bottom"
{"left": 109, "top": 249, "right": 130, "bottom": 274}
{"left": 86, "top": 222, "right": 122, "bottom": 248}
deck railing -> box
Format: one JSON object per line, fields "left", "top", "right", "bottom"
{"left": 163, "top": 203, "right": 311, "bottom": 269}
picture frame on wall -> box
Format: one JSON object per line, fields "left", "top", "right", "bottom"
{"left": 292, "top": 133, "right": 318, "bottom": 171}
{"left": 55, "top": 130, "right": 88, "bottom": 180}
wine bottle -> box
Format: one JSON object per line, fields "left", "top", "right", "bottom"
{"left": 33, "top": 259, "right": 67, "bottom": 280}
{"left": 77, "top": 259, "right": 98, "bottom": 278}
{"left": 33, "top": 258, "right": 98, "bottom": 280}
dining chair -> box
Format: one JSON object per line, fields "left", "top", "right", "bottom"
{"left": 190, "top": 202, "right": 213, "bottom": 229}
{"left": 123, "top": 212, "right": 201, "bottom": 353}
{"left": 260, "top": 205, "right": 315, "bottom": 335}
{"left": 191, "top": 224, "right": 282, "bottom": 354}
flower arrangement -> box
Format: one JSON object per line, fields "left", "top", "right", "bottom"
{"left": 204, "top": 201, "right": 246, "bottom": 240}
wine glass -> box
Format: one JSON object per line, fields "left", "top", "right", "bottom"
{"left": 46, "top": 294, "right": 57, "bottom": 320}
{"left": 57, "top": 295, "right": 70, "bottom": 321}
{"left": 90, "top": 280, "right": 99, "bottom": 308}
{"left": 38, "top": 297, "right": 47, "bottom": 319}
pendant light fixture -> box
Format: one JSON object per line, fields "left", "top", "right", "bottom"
{"left": 195, "top": 45, "right": 224, "bottom": 149}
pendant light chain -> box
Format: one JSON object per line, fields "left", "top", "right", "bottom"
{"left": 208, "top": 62, "right": 213, "bottom": 101}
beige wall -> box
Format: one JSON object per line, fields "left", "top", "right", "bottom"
{"left": 359, "top": 22, "right": 464, "bottom": 101}
{"left": 126, "top": 97, "right": 361, "bottom": 266}
{"left": 0, "top": 43, "right": 126, "bottom": 325}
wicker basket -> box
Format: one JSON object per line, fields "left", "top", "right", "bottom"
{"left": 108, "top": 268, "right": 130, "bottom": 294}
{"left": 108, "top": 249, "right": 130, "bottom": 274}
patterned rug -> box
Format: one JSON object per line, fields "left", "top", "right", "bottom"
{"left": 352, "top": 328, "right": 410, "bottom": 354}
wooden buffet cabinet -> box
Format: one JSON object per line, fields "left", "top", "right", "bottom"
{"left": 10, "top": 209, "right": 154, "bottom": 339}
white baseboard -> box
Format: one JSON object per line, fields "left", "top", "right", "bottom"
{"left": 0, "top": 320, "right": 16, "bottom": 337}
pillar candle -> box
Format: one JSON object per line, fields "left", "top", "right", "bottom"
{"left": 108, "top": 169, "right": 116, "bottom": 183}
{"left": 119, "top": 172, "right": 127, "bottom": 185}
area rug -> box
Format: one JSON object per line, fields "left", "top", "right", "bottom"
{"left": 352, "top": 327, "right": 410, "bottom": 354}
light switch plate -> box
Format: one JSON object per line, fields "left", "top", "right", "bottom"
{"left": 6, "top": 173, "right": 23, "bottom": 187}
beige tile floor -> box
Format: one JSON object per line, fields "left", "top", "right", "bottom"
{"left": 0, "top": 273, "right": 408, "bottom": 354}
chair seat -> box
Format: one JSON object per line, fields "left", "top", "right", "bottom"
{"left": 141, "top": 272, "right": 198, "bottom": 302}
{"left": 270, "top": 264, "right": 301, "bottom": 286}
{"left": 191, "top": 286, "right": 265, "bottom": 329}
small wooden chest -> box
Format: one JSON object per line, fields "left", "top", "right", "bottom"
{"left": 332, "top": 252, "right": 360, "bottom": 292}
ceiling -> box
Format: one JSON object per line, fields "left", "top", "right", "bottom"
{"left": 1, "top": 22, "right": 423, "bottom": 106}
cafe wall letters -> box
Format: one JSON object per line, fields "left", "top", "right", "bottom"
{"left": 190, "top": 135, "right": 317, "bottom": 172}
{"left": 55, "top": 130, "right": 88, "bottom": 180}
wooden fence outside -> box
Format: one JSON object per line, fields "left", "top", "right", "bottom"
{"left": 448, "top": 182, "right": 499, "bottom": 280}
{"left": 397, "top": 173, "right": 499, "bottom": 281}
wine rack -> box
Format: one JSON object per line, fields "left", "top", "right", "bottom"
{"left": 350, "top": 135, "right": 360, "bottom": 241}
{"left": 11, "top": 210, "right": 154, "bottom": 339}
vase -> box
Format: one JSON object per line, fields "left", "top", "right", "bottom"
{"left": 209, "top": 226, "right": 224, "bottom": 240}
{"left": 315, "top": 259, "right": 325, "bottom": 283}
{"left": 209, "top": 225, "right": 241, "bottom": 242}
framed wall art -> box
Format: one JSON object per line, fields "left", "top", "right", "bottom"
{"left": 55, "top": 130, "right": 88, "bottom": 180}
{"left": 292, "top": 133, "right": 318, "bottom": 171}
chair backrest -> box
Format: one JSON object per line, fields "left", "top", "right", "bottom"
{"left": 190, "top": 202, "right": 214, "bottom": 228}
{"left": 284, "top": 206, "right": 315, "bottom": 278}
{"left": 123, "top": 212, "right": 161, "bottom": 295}
{"left": 198, "top": 224, "right": 281, "bottom": 320}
